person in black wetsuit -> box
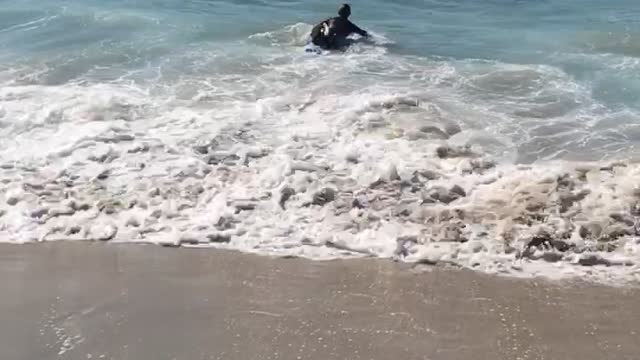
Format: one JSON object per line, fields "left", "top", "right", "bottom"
{"left": 310, "top": 4, "right": 369, "bottom": 50}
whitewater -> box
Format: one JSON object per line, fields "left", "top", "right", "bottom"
{"left": 1, "top": 0, "right": 640, "bottom": 284}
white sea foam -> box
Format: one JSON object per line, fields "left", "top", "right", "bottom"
{"left": 1, "top": 24, "right": 640, "bottom": 285}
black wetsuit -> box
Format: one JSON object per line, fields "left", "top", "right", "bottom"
{"left": 310, "top": 16, "right": 368, "bottom": 50}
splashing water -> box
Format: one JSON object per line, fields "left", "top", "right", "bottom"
{"left": 1, "top": 0, "right": 640, "bottom": 284}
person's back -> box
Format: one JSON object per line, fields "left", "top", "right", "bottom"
{"left": 310, "top": 4, "right": 368, "bottom": 50}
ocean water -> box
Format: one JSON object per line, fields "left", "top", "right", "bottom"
{"left": 1, "top": 0, "right": 640, "bottom": 283}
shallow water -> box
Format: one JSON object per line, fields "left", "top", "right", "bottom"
{"left": 1, "top": 0, "right": 640, "bottom": 283}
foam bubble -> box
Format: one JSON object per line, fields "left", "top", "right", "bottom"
{"left": 249, "top": 23, "right": 313, "bottom": 47}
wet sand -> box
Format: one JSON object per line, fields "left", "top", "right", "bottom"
{"left": 0, "top": 243, "right": 638, "bottom": 360}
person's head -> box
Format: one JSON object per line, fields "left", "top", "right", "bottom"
{"left": 338, "top": 4, "right": 351, "bottom": 19}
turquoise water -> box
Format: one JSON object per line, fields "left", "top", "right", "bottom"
{"left": 1, "top": 0, "right": 639, "bottom": 161}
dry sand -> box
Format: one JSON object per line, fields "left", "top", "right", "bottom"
{"left": 0, "top": 242, "right": 638, "bottom": 360}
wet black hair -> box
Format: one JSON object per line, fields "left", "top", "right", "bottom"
{"left": 338, "top": 4, "right": 351, "bottom": 18}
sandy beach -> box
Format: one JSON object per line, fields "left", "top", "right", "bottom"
{"left": 0, "top": 242, "right": 638, "bottom": 360}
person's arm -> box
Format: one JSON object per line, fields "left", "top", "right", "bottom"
{"left": 348, "top": 20, "right": 368, "bottom": 37}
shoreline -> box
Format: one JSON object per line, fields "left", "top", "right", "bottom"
{"left": 1, "top": 242, "right": 639, "bottom": 359}
{"left": 5, "top": 240, "right": 640, "bottom": 288}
